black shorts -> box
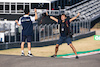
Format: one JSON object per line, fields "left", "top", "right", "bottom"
{"left": 22, "top": 35, "right": 32, "bottom": 42}
{"left": 57, "top": 36, "right": 72, "bottom": 45}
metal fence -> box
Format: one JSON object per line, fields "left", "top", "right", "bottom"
{"left": 0, "top": 20, "right": 91, "bottom": 44}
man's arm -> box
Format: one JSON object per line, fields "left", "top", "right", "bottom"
{"left": 69, "top": 13, "right": 80, "bottom": 22}
{"left": 15, "top": 20, "right": 20, "bottom": 26}
{"left": 34, "top": 8, "right": 38, "bottom": 20}
{"left": 46, "top": 11, "right": 58, "bottom": 23}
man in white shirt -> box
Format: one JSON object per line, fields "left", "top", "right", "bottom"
{"left": 15, "top": 8, "right": 38, "bottom": 57}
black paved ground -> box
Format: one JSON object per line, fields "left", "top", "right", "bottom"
{"left": 0, "top": 54, "right": 100, "bottom": 67}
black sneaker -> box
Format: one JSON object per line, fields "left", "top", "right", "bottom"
{"left": 76, "top": 56, "right": 79, "bottom": 59}
{"left": 51, "top": 55, "right": 57, "bottom": 58}
{"left": 21, "top": 53, "right": 25, "bottom": 56}
{"left": 27, "top": 53, "right": 33, "bottom": 57}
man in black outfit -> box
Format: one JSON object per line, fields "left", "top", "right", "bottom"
{"left": 46, "top": 11, "right": 80, "bottom": 59}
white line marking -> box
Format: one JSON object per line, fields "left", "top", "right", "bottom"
{"left": 62, "top": 51, "right": 100, "bottom": 58}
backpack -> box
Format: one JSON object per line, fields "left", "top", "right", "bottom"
{"left": 59, "top": 19, "right": 73, "bottom": 38}
{"left": 65, "top": 20, "right": 73, "bottom": 38}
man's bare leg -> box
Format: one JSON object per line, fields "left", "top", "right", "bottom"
{"left": 55, "top": 44, "right": 59, "bottom": 55}
{"left": 27, "top": 42, "right": 31, "bottom": 54}
{"left": 51, "top": 44, "right": 59, "bottom": 57}
{"left": 69, "top": 44, "right": 79, "bottom": 59}
{"left": 21, "top": 42, "right": 25, "bottom": 56}
{"left": 27, "top": 42, "right": 33, "bottom": 57}
{"left": 21, "top": 42, "right": 25, "bottom": 52}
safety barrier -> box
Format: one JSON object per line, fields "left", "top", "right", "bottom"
{"left": 0, "top": 20, "right": 91, "bottom": 44}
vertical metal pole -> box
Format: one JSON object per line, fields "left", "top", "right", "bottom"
{"left": 9, "top": 24, "right": 11, "bottom": 43}
{"left": 16, "top": 2, "right": 17, "bottom": 13}
{"left": 73, "top": 22, "right": 75, "bottom": 34}
{"left": 87, "top": 20, "right": 89, "bottom": 32}
{"left": 53, "top": 2, "right": 55, "bottom": 9}
{"left": 52, "top": 24, "right": 54, "bottom": 40}
{"left": 3, "top": 2, "right": 5, "bottom": 13}
{"left": 70, "top": 22, "right": 72, "bottom": 34}
{"left": 81, "top": 21, "right": 82, "bottom": 34}
{"left": 85, "top": 21, "right": 86, "bottom": 33}
{"left": 75, "top": 21, "right": 77, "bottom": 34}
{"left": 48, "top": 24, "right": 50, "bottom": 40}
{"left": 29, "top": 3, "right": 31, "bottom": 13}
{"left": 77, "top": 22, "right": 79, "bottom": 34}
{"left": 76, "top": 22, "right": 77, "bottom": 35}
{"left": 39, "top": 25, "right": 40, "bottom": 41}
{"left": 86, "top": 20, "right": 88, "bottom": 32}
{"left": 54, "top": 24, "right": 56, "bottom": 39}
{"left": 5, "top": 42, "right": 8, "bottom": 49}
{"left": 40, "top": 25, "right": 42, "bottom": 42}
{"left": 82, "top": 20, "right": 84, "bottom": 34}
{"left": 34, "top": 25, "right": 37, "bottom": 42}
{"left": 3, "top": 23, "right": 5, "bottom": 43}
{"left": 43, "top": 25, "right": 44, "bottom": 41}
{"left": 79, "top": 21, "right": 81, "bottom": 34}
{"left": 15, "top": 23, "right": 16, "bottom": 42}
{"left": 43, "top": 25, "right": 46, "bottom": 41}
{"left": 49, "top": 2, "right": 51, "bottom": 15}
{"left": 89, "top": 20, "right": 91, "bottom": 31}
{"left": 55, "top": 24, "right": 57, "bottom": 39}
{"left": 88, "top": 19, "right": 91, "bottom": 31}
{"left": 23, "top": 3, "right": 25, "bottom": 9}
{"left": 9, "top": 2, "right": 11, "bottom": 14}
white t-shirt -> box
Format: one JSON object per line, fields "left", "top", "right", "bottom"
{"left": 18, "top": 15, "right": 35, "bottom": 25}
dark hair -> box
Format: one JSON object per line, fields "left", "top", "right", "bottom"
{"left": 24, "top": 8, "right": 30, "bottom": 14}
{"left": 59, "top": 14, "right": 66, "bottom": 20}
{"left": 61, "top": 14, "right": 66, "bottom": 16}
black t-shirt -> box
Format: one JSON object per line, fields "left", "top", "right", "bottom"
{"left": 58, "top": 19, "right": 70, "bottom": 37}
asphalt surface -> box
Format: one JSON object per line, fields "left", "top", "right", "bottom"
{"left": 0, "top": 54, "right": 100, "bottom": 67}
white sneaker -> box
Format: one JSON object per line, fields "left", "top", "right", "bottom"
{"left": 27, "top": 53, "right": 33, "bottom": 57}
{"left": 21, "top": 53, "right": 25, "bottom": 56}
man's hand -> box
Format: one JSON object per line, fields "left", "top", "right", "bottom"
{"left": 46, "top": 11, "right": 48, "bottom": 16}
{"left": 34, "top": 8, "right": 38, "bottom": 20}
{"left": 46, "top": 11, "right": 58, "bottom": 22}
{"left": 69, "top": 13, "right": 80, "bottom": 22}
{"left": 34, "top": 8, "right": 37, "bottom": 12}
{"left": 77, "top": 13, "right": 80, "bottom": 17}
{"left": 15, "top": 20, "right": 18, "bottom": 23}
{"left": 15, "top": 20, "right": 20, "bottom": 26}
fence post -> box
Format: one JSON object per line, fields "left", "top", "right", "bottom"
{"left": 86, "top": 19, "right": 88, "bottom": 33}
{"left": 5, "top": 42, "right": 8, "bottom": 49}
{"left": 87, "top": 19, "right": 88, "bottom": 32}
{"left": 3, "top": 23, "right": 5, "bottom": 43}
{"left": 76, "top": 22, "right": 78, "bottom": 35}
{"left": 15, "top": 23, "right": 16, "bottom": 42}
{"left": 79, "top": 21, "right": 81, "bottom": 34}
{"left": 73, "top": 22, "right": 75, "bottom": 35}
{"left": 9, "top": 23, "right": 11, "bottom": 43}
{"left": 39, "top": 25, "right": 42, "bottom": 42}
{"left": 34, "top": 25, "right": 37, "bottom": 42}
{"left": 89, "top": 19, "right": 91, "bottom": 31}
{"left": 43, "top": 24, "right": 46, "bottom": 41}
{"left": 82, "top": 20, "right": 84, "bottom": 34}
{"left": 52, "top": 24, "right": 54, "bottom": 40}
{"left": 55, "top": 24, "right": 57, "bottom": 39}
{"left": 48, "top": 24, "right": 50, "bottom": 40}
{"left": 85, "top": 20, "right": 86, "bottom": 33}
